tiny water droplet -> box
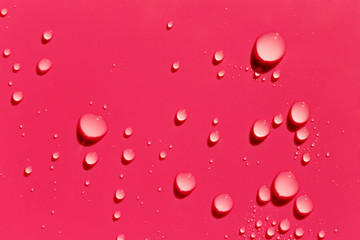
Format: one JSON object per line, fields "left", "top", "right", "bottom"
{"left": 116, "top": 234, "right": 125, "bottom": 240}
{"left": 1, "top": 8, "right": 8, "bottom": 17}
{"left": 238, "top": 227, "right": 245, "bottom": 235}
{"left": 272, "top": 171, "right": 299, "bottom": 201}
{"left": 208, "top": 130, "right": 220, "bottom": 145}
{"left": 272, "top": 220, "right": 276, "bottom": 226}
{"left": 103, "top": 104, "right": 108, "bottom": 110}
{"left": 279, "top": 218, "right": 290, "bottom": 233}
{"left": 3, "top": 48, "right": 11, "bottom": 57}
{"left": 159, "top": 151, "right": 167, "bottom": 160}
{"left": 174, "top": 172, "right": 196, "bottom": 197}
{"left": 295, "top": 127, "right": 309, "bottom": 143}
{"left": 42, "top": 31, "right": 53, "bottom": 43}
{"left": 212, "top": 193, "right": 233, "bottom": 217}
{"left": 252, "top": 120, "right": 270, "bottom": 140}
{"left": 52, "top": 152, "right": 60, "bottom": 161}
{"left": 167, "top": 21, "right": 173, "bottom": 29}
{"left": 172, "top": 61, "right": 180, "bottom": 71}
{"left": 253, "top": 72, "right": 261, "bottom": 79}
{"left": 24, "top": 166, "right": 32, "bottom": 176}
{"left": 13, "top": 63, "right": 21, "bottom": 72}
{"left": 318, "top": 230, "right": 325, "bottom": 239}
{"left": 12, "top": 91, "right": 23, "bottom": 104}
{"left": 212, "top": 117, "right": 219, "bottom": 126}
{"left": 8, "top": 81, "right": 13, "bottom": 86}
{"left": 301, "top": 152, "right": 310, "bottom": 165}
{"left": 85, "top": 180, "right": 90, "bottom": 186}
{"left": 84, "top": 152, "right": 98, "bottom": 168}
{"left": 257, "top": 185, "right": 271, "bottom": 204}
{"left": 272, "top": 70, "right": 280, "bottom": 81}
{"left": 294, "top": 195, "right": 313, "bottom": 217}
{"left": 37, "top": 58, "right": 52, "bottom": 74}
{"left": 122, "top": 149, "right": 135, "bottom": 163}
{"left": 217, "top": 70, "right": 225, "bottom": 79}
{"left": 124, "top": 127, "right": 133, "bottom": 137}
{"left": 53, "top": 133, "right": 58, "bottom": 139}
{"left": 115, "top": 189, "right": 125, "bottom": 202}
{"left": 325, "top": 152, "right": 330, "bottom": 158}
{"left": 273, "top": 113, "right": 283, "bottom": 126}
{"left": 294, "top": 227, "right": 304, "bottom": 238}
{"left": 78, "top": 113, "right": 107, "bottom": 144}
{"left": 290, "top": 102, "right": 310, "bottom": 126}
{"left": 113, "top": 211, "right": 121, "bottom": 221}
{"left": 266, "top": 227, "right": 276, "bottom": 238}
{"left": 175, "top": 109, "right": 187, "bottom": 124}
{"left": 213, "top": 50, "right": 224, "bottom": 64}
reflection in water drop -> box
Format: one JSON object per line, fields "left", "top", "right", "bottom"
{"left": 159, "top": 151, "right": 167, "bottom": 160}
{"left": 116, "top": 234, "right": 125, "bottom": 240}
{"left": 272, "top": 70, "right": 280, "bottom": 81}
{"left": 124, "top": 127, "right": 133, "bottom": 137}
{"left": 52, "top": 152, "right": 60, "bottom": 161}
{"left": 0, "top": 8, "right": 8, "bottom": 17}
{"left": 217, "top": 70, "right": 225, "bottom": 79}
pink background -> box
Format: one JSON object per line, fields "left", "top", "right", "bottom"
{"left": 0, "top": 0, "right": 359, "bottom": 239}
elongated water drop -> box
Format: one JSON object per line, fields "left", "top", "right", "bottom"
{"left": 257, "top": 185, "right": 271, "bottom": 204}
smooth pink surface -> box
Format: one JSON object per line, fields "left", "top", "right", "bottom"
{"left": 0, "top": 0, "right": 359, "bottom": 239}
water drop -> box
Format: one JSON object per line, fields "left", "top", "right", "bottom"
{"left": 1, "top": 8, "right": 8, "bottom": 17}
{"left": 174, "top": 172, "right": 196, "bottom": 197}
{"left": 212, "top": 193, "right": 233, "bottom": 217}
{"left": 124, "top": 127, "right": 133, "bottom": 137}
{"left": 294, "top": 195, "right": 313, "bottom": 218}
{"left": 217, "top": 70, "right": 225, "bottom": 79}
{"left": 167, "top": 21, "right": 173, "bottom": 29}
{"left": 175, "top": 109, "right": 187, "bottom": 124}
{"left": 159, "top": 151, "right": 167, "bottom": 160}
{"left": 11, "top": 91, "right": 23, "bottom": 104}
{"left": 250, "top": 232, "right": 256, "bottom": 239}
{"left": 208, "top": 130, "right": 220, "bottom": 146}
{"left": 213, "top": 50, "right": 224, "bottom": 64}
{"left": 318, "top": 230, "right": 325, "bottom": 239}
{"left": 85, "top": 180, "right": 90, "bottom": 186}
{"left": 212, "top": 117, "right": 219, "bottom": 126}
{"left": 122, "top": 149, "right": 135, "bottom": 164}
{"left": 114, "top": 189, "right": 125, "bottom": 202}
{"left": 272, "top": 70, "right": 280, "bottom": 81}
{"left": 266, "top": 227, "right": 276, "bottom": 238}
{"left": 251, "top": 120, "right": 270, "bottom": 141}
{"left": 295, "top": 127, "right": 309, "bottom": 143}
{"left": 273, "top": 114, "right": 283, "bottom": 127}
{"left": 238, "top": 227, "right": 245, "bottom": 235}
{"left": 301, "top": 152, "right": 310, "bottom": 165}
{"left": 77, "top": 113, "right": 107, "bottom": 145}
{"left": 251, "top": 32, "right": 286, "bottom": 73}
{"left": 257, "top": 185, "right": 271, "bottom": 204}
{"left": 3, "top": 48, "right": 11, "bottom": 57}
{"left": 116, "top": 234, "right": 125, "bottom": 240}
{"left": 255, "top": 219, "right": 263, "bottom": 228}
{"left": 172, "top": 61, "right": 180, "bottom": 71}
{"left": 294, "top": 227, "right": 304, "bottom": 238}
{"left": 290, "top": 102, "right": 310, "bottom": 126}
{"left": 37, "top": 58, "right": 52, "bottom": 74}
{"left": 52, "top": 152, "right": 60, "bottom": 161}
{"left": 24, "top": 166, "right": 32, "bottom": 176}
{"left": 84, "top": 152, "right": 98, "bottom": 168}
{"left": 113, "top": 211, "right": 121, "bottom": 221}
{"left": 42, "top": 31, "right": 53, "bottom": 43}
{"left": 272, "top": 171, "right": 299, "bottom": 202}
{"left": 13, "top": 63, "right": 21, "bottom": 72}
{"left": 279, "top": 218, "right": 290, "bottom": 233}
{"left": 325, "top": 152, "right": 330, "bottom": 158}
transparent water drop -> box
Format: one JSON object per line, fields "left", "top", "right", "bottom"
{"left": 318, "top": 230, "right": 325, "bottom": 239}
{"left": 12, "top": 91, "right": 23, "bottom": 104}
{"left": 116, "top": 234, "right": 125, "bottom": 240}
{"left": 175, "top": 109, "right": 187, "bottom": 124}
{"left": 77, "top": 113, "right": 107, "bottom": 144}
{"left": 301, "top": 152, "right": 310, "bottom": 165}
{"left": 113, "top": 211, "right": 121, "bottom": 221}
{"left": 294, "top": 195, "right": 313, "bottom": 217}
{"left": 290, "top": 102, "right": 310, "bottom": 126}
{"left": 266, "top": 227, "right": 276, "bottom": 238}
{"left": 172, "top": 61, "right": 180, "bottom": 71}
{"left": 279, "top": 218, "right": 290, "bottom": 233}
{"left": 122, "top": 149, "right": 135, "bottom": 163}
{"left": 84, "top": 152, "right": 98, "bottom": 168}
{"left": 325, "top": 152, "right": 330, "bottom": 158}
{"left": 255, "top": 219, "right": 263, "bottom": 228}
{"left": 273, "top": 113, "right": 283, "bottom": 126}
{"left": 0, "top": 8, "right": 8, "bottom": 17}
{"left": 208, "top": 130, "right": 220, "bottom": 145}
{"left": 212, "top": 193, "right": 233, "bottom": 217}
{"left": 114, "top": 189, "right": 125, "bottom": 202}
{"left": 238, "top": 227, "right": 245, "bottom": 235}
{"left": 37, "top": 58, "right": 52, "bottom": 74}
{"left": 3, "top": 48, "right": 11, "bottom": 57}
{"left": 252, "top": 120, "right": 270, "bottom": 139}
{"left": 174, "top": 172, "right": 196, "bottom": 197}
{"left": 42, "top": 31, "right": 53, "bottom": 43}
{"left": 257, "top": 185, "right": 271, "bottom": 204}
{"left": 295, "top": 127, "right": 309, "bottom": 143}
{"left": 212, "top": 117, "right": 219, "bottom": 126}
{"left": 272, "top": 171, "right": 299, "bottom": 201}
{"left": 250, "top": 232, "right": 256, "bottom": 239}
{"left": 213, "top": 50, "right": 224, "bottom": 64}
{"left": 272, "top": 70, "right": 280, "bottom": 81}
{"left": 124, "top": 127, "right": 133, "bottom": 137}
{"left": 217, "top": 70, "right": 225, "bottom": 79}
{"left": 8, "top": 81, "right": 13, "bottom": 86}
{"left": 13, "top": 63, "right": 21, "bottom": 72}
{"left": 253, "top": 72, "right": 261, "bottom": 79}
{"left": 24, "top": 166, "right": 32, "bottom": 176}
{"left": 252, "top": 32, "right": 286, "bottom": 73}
{"left": 167, "top": 21, "right": 173, "bottom": 29}
{"left": 85, "top": 180, "right": 90, "bottom": 186}
{"left": 159, "top": 151, "right": 167, "bottom": 160}
{"left": 294, "top": 227, "right": 304, "bottom": 238}
{"left": 52, "top": 152, "right": 60, "bottom": 161}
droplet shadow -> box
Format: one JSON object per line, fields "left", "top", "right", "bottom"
{"left": 173, "top": 181, "right": 189, "bottom": 199}
{"left": 250, "top": 45, "right": 278, "bottom": 74}
{"left": 249, "top": 129, "right": 266, "bottom": 146}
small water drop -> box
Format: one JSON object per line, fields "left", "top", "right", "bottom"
{"left": 279, "top": 218, "right": 290, "bottom": 233}
{"left": 273, "top": 114, "right": 283, "bottom": 127}
{"left": 294, "top": 195, "right": 313, "bottom": 217}
{"left": 272, "top": 171, "right": 299, "bottom": 201}
{"left": 252, "top": 120, "right": 270, "bottom": 140}
{"left": 13, "top": 63, "right": 21, "bottom": 72}
{"left": 1, "top": 8, "right": 8, "bottom": 17}
{"left": 3, "top": 48, "right": 11, "bottom": 57}
{"left": 37, "top": 58, "right": 52, "bottom": 74}
{"left": 116, "top": 234, "right": 125, "bottom": 240}
{"left": 212, "top": 117, "right": 219, "bottom": 126}
{"left": 212, "top": 193, "right": 233, "bottom": 217}
{"left": 295, "top": 127, "right": 309, "bottom": 143}
{"left": 175, "top": 109, "right": 187, "bottom": 124}
{"left": 167, "top": 21, "right": 173, "bottom": 29}
{"left": 42, "top": 31, "right": 53, "bottom": 43}
{"left": 266, "top": 227, "right": 276, "bottom": 238}
{"left": 213, "top": 50, "right": 224, "bottom": 64}
{"left": 325, "top": 152, "right": 330, "bottom": 158}
{"left": 113, "top": 211, "right": 121, "bottom": 221}
{"left": 172, "top": 61, "right": 180, "bottom": 71}
{"left": 253, "top": 72, "right": 261, "bottom": 79}
{"left": 290, "top": 102, "right": 310, "bottom": 126}
{"left": 208, "top": 130, "right": 220, "bottom": 146}
{"left": 255, "top": 219, "right": 263, "bottom": 228}
{"left": 238, "top": 227, "right": 245, "bottom": 235}
{"left": 77, "top": 113, "right": 107, "bottom": 145}
{"left": 318, "top": 230, "right": 325, "bottom": 239}
{"left": 174, "top": 172, "right": 196, "bottom": 197}
{"left": 24, "top": 166, "right": 32, "bottom": 176}
{"left": 159, "top": 151, "right": 167, "bottom": 160}
{"left": 257, "top": 185, "right": 271, "bottom": 204}
{"left": 114, "top": 189, "right": 125, "bottom": 202}
{"left": 217, "top": 70, "right": 225, "bottom": 79}
{"left": 122, "top": 149, "right": 135, "bottom": 164}
{"left": 250, "top": 232, "right": 256, "bottom": 239}
{"left": 84, "top": 152, "right": 98, "bottom": 168}
{"left": 124, "top": 127, "right": 133, "bottom": 137}
{"left": 52, "top": 152, "right": 60, "bottom": 161}
{"left": 272, "top": 70, "right": 280, "bottom": 81}
{"left": 294, "top": 227, "right": 304, "bottom": 238}
{"left": 12, "top": 91, "right": 23, "bottom": 104}
{"left": 85, "top": 180, "right": 90, "bottom": 186}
